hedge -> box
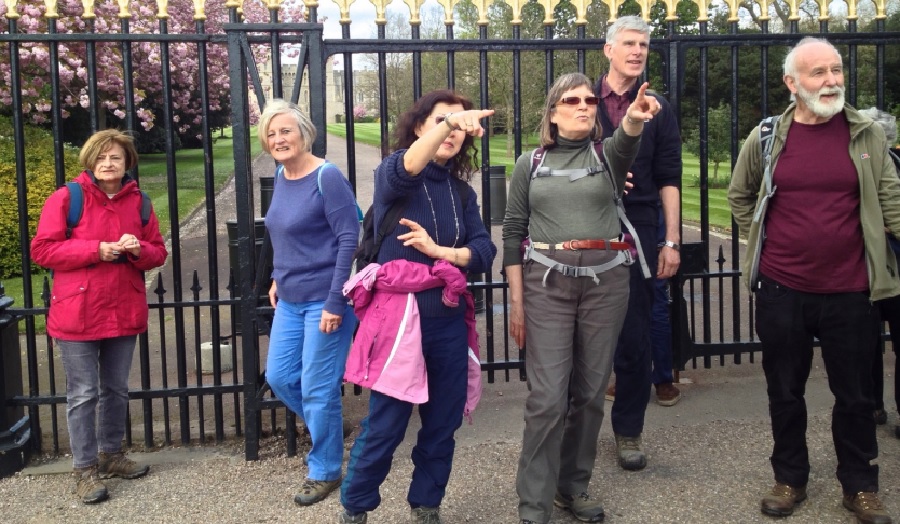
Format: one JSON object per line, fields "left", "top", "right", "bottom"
{"left": 0, "top": 116, "right": 81, "bottom": 278}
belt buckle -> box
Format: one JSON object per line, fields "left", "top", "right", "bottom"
{"left": 566, "top": 240, "right": 579, "bottom": 252}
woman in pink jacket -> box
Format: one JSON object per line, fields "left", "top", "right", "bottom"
{"left": 31, "top": 130, "right": 168, "bottom": 505}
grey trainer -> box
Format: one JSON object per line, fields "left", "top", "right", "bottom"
{"left": 294, "top": 477, "right": 341, "bottom": 506}
{"left": 339, "top": 509, "right": 368, "bottom": 523}
{"left": 411, "top": 505, "right": 441, "bottom": 524}
{"left": 554, "top": 491, "right": 605, "bottom": 522}
{"left": 615, "top": 434, "right": 647, "bottom": 470}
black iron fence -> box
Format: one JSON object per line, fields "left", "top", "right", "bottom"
{"left": 1, "top": 0, "right": 898, "bottom": 462}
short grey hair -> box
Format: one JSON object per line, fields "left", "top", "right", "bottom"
{"left": 539, "top": 73, "right": 601, "bottom": 147}
{"left": 783, "top": 36, "right": 841, "bottom": 78}
{"left": 257, "top": 98, "right": 316, "bottom": 154}
{"left": 606, "top": 15, "right": 650, "bottom": 44}
{"left": 859, "top": 107, "right": 898, "bottom": 145}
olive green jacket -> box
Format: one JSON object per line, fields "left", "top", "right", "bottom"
{"left": 728, "top": 102, "right": 900, "bottom": 301}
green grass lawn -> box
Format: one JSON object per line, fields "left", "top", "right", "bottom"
{"left": 5, "top": 126, "right": 261, "bottom": 332}
{"left": 139, "top": 127, "right": 261, "bottom": 232}
{"left": 328, "top": 123, "right": 735, "bottom": 228}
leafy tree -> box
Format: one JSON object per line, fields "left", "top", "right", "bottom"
{"left": 683, "top": 102, "right": 733, "bottom": 186}
{"left": 0, "top": 0, "right": 302, "bottom": 147}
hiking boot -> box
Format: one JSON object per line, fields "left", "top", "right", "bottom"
{"left": 98, "top": 451, "right": 149, "bottom": 479}
{"left": 72, "top": 465, "right": 108, "bottom": 504}
{"left": 760, "top": 483, "right": 807, "bottom": 517}
{"left": 874, "top": 409, "right": 888, "bottom": 425}
{"left": 339, "top": 509, "right": 368, "bottom": 523}
{"left": 554, "top": 491, "right": 605, "bottom": 522}
{"left": 411, "top": 505, "right": 441, "bottom": 524}
{"left": 294, "top": 478, "right": 341, "bottom": 506}
{"left": 604, "top": 384, "right": 615, "bottom": 402}
{"left": 654, "top": 382, "right": 682, "bottom": 407}
{"left": 614, "top": 434, "right": 646, "bottom": 470}
{"left": 843, "top": 492, "right": 893, "bottom": 524}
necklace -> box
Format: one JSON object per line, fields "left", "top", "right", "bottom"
{"left": 422, "top": 178, "right": 460, "bottom": 248}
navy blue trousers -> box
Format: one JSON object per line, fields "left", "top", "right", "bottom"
{"left": 340, "top": 314, "right": 468, "bottom": 513}
{"left": 756, "top": 273, "right": 880, "bottom": 493}
{"left": 610, "top": 222, "right": 658, "bottom": 437}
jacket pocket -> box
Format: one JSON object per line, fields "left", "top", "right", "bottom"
{"left": 49, "top": 281, "right": 88, "bottom": 334}
{"left": 120, "top": 277, "right": 149, "bottom": 330}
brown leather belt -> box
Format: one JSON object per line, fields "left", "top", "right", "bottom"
{"left": 531, "top": 239, "right": 629, "bottom": 251}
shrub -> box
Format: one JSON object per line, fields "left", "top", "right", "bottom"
{"left": 0, "top": 116, "right": 81, "bottom": 279}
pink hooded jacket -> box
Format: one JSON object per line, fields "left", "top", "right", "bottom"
{"left": 343, "top": 259, "right": 482, "bottom": 423}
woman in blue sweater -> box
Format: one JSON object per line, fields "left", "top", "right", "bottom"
{"left": 258, "top": 99, "right": 360, "bottom": 507}
{"left": 339, "top": 90, "right": 496, "bottom": 524}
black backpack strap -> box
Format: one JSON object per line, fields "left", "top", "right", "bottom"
{"left": 139, "top": 191, "right": 152, "bottom": 227}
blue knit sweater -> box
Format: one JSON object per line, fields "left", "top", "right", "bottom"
{"left": 265, "top": 162, "right": 360, "bottom": 315}
{"left": 373, "top": 150, "right": 497, "bottom": 317}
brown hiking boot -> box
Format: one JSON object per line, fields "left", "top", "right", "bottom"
{"left": 98, "top": 451, "right": 149, "bottom": 479}
{"left": 760, "top": 483, "right": 807, "bottom": 517}
{"left": 604, "top": 384, "right": 615, "bottom": 402}
{"left": 843, "top": 492, "right": 893, "bottom": 524}
{"left": 654, "top": 382, "right": 682, "bottom": 406}
{"left": 72, "top": 465, "right": 108, "bottom": 504}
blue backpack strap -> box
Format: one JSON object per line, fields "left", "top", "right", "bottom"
{"left": 65, "top": 181, "right": 83, "bottom": 239}
{"left": 317, "top": 161, "right": 364, "bottom": 222}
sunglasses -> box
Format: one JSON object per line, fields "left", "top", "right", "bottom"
{"left": 556, "top": 96, "right": 600, "bottom": 106}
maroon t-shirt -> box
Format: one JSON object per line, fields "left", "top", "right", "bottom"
{"left": 759, "top": 113, "right": 868, "bottom": 293}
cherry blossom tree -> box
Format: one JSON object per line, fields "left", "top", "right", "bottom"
{"left": 0, "top": 0, "right": 307, "bottom": 145}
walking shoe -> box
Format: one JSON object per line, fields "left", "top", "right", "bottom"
{"left": 614, "top": 434, "right": 647, "bottom": 470}
{"left": 874, "top": 409, "right": 888, "bottom": 425}
{"left": 72, "top": 465, "right": 109, "bottom": 504}
{"left": 339, "top": 509, "right": 368, "bottom": 523}
{"left": 760, "top": 483, "right": 807, "bottom": 517}
{"left": 843, "top": 492, "right": 893, "bottom": 524}
{"left": 411, "top": 505, "right": 441, "bottom": 524}
{"left": 604, "top": 384, "right": 615, "bottom": 401}
{"left": 98, "top": 451, "right": 149, "bottom": 479}
{"left": 294, "top": 477, "right": 341, "bottom": 506}
{"left": 654, "top": 382, "right": 682, "bottom": 406}
{"left": 554, "top": 491, "right": 605, "bottom": 522}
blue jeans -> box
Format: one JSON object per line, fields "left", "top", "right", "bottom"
{"left": 266, "top": 299, "right": 356, "bottom": 482}
{"left": 755, "top": 273, "right": 879, "bottom": 493}
{"left": 341, "top": 314, "right": 468, "bottom": 513}
{"left": 58, "top": 336, "right": 137, "bottom": 469}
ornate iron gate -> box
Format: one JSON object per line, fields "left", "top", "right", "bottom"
{"left": 2, "top": 0, "right": 898, "bottom": 461}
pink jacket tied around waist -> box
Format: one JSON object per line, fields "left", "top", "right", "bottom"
{"left": 342, "top": 259, "right": 483, "bottom": 423}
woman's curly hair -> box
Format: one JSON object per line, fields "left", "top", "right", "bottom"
{"left": 392, "top": 90, "right": 479, "bottom": 182}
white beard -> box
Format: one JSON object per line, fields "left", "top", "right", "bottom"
{"left": 796, "top": 84, "right": 845, "bottom": 119}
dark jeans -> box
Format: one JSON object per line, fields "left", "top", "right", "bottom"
{"left": 755, "top": 273, "right": 879, "bottom": 493}
{"left": 610, "top": 223, "right": 658, "bottom": 437}
{"left": 875, "top": 294, "right": 900, "bottom": 414}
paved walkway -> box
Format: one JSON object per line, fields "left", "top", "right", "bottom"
{"left": 3, "top": 136, "right": 899, "bottom": 523}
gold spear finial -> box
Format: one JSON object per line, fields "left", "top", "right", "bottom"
{"left": 4, "top": 0, "right": 19, "bottom": 19}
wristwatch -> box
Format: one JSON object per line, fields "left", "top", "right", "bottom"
{"left": 660, "top": 240, "right": 680, "bottom": 251}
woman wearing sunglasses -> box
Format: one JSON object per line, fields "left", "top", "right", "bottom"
{"left": 339, "top": 90, "right": 497, "bottom": 524}
{"left": 502, "top": 72, "right": 660, "bottom": 524}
